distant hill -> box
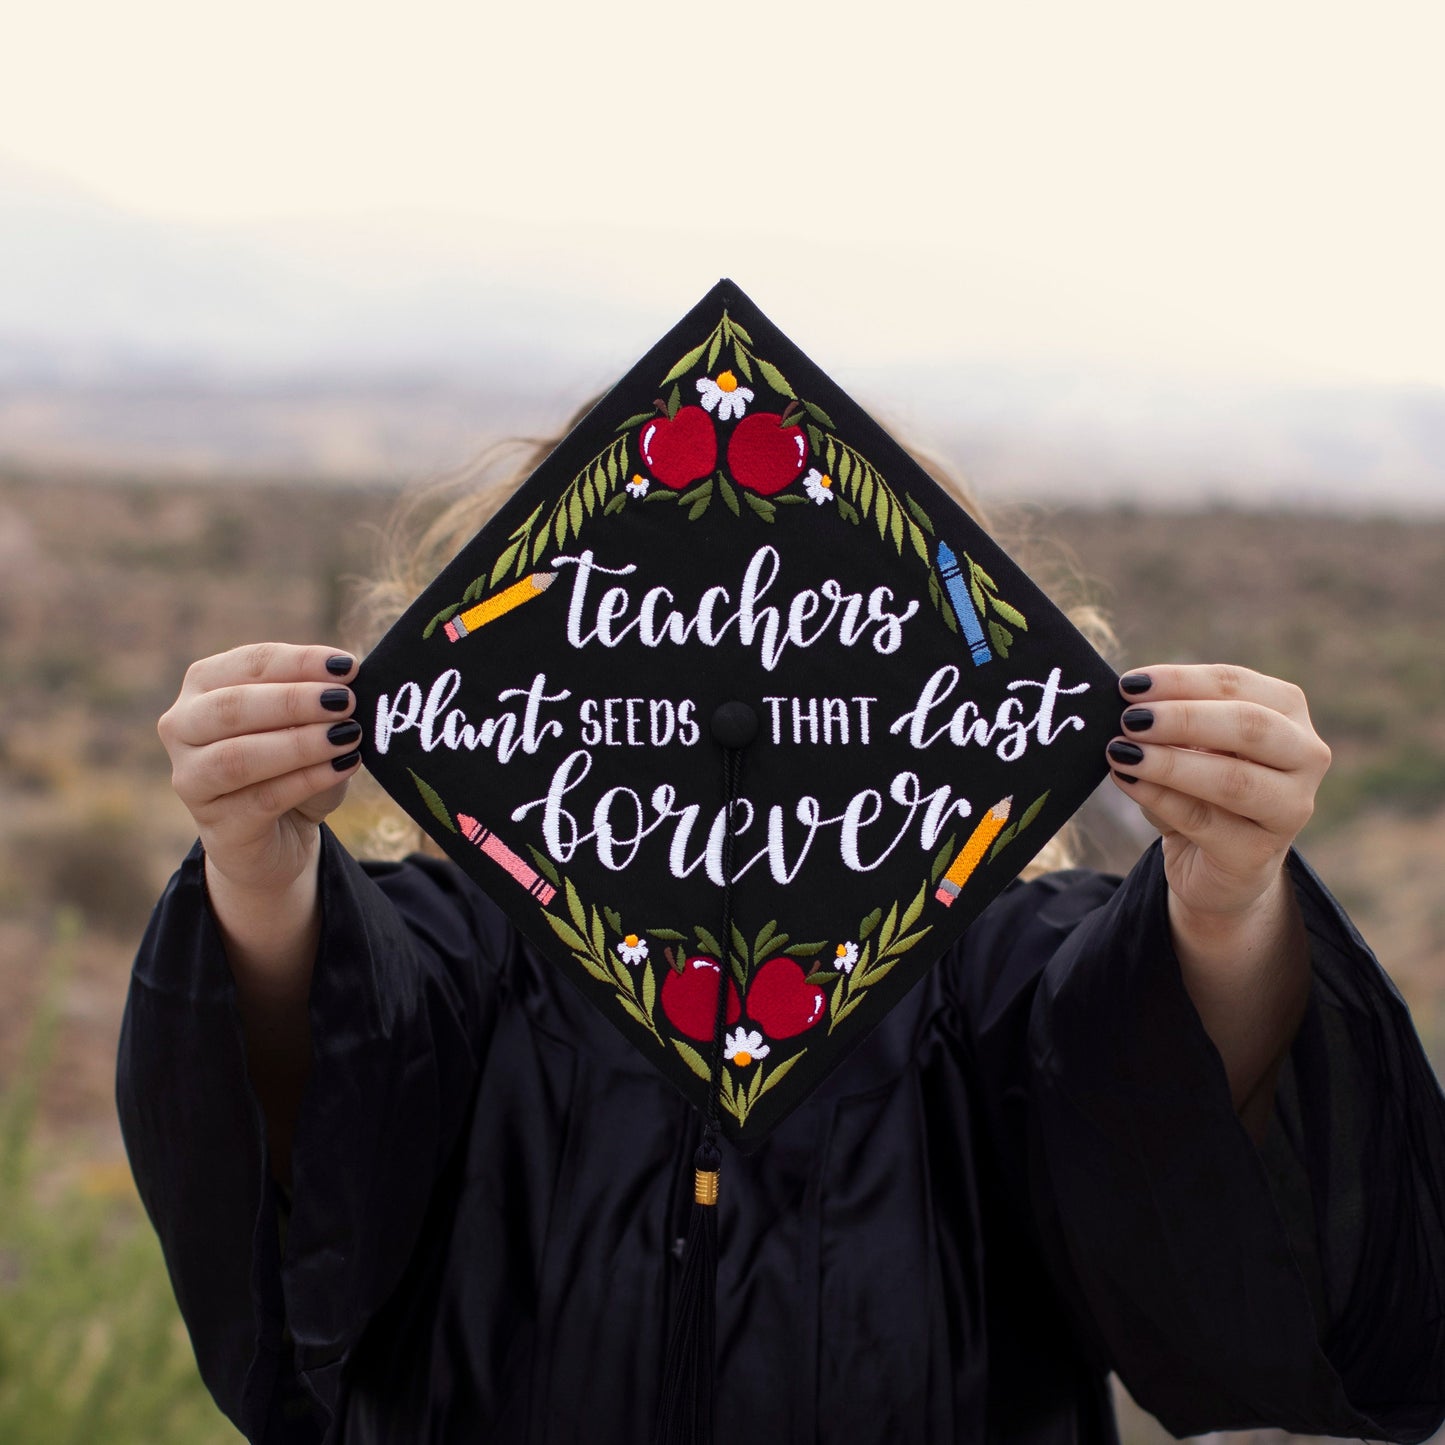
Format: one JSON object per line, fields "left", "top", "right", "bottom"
{"left": 2, "top": 163, "right": 1443, "bottom": 509}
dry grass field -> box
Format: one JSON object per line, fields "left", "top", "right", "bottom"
{"left": 0, "top": 468, "right": 1440, "bottom": 1443}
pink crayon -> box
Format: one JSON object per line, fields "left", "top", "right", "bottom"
{"left": 455, "top": 813, "right": 557, "bottom": 905}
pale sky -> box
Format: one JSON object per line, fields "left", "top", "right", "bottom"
{"left": 4, "top": 0, "right": 1444, "bottom": 386}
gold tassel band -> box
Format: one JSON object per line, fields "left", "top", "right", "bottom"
{"left": 694, "top": 1168, "right": 720, "bottom": 1206}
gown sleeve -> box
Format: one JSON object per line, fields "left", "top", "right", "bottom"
{"left": 955, "top": 841, "right": 1445, "bottom": 1444}
{"left": 116, "top": 826, "right": 506, "bottom": 1442}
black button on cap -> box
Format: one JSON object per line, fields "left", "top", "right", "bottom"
{"left": 710, "top": 701, "right": 758, "bottom": 749}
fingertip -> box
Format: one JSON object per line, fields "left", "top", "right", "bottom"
{"left": 1120, "top": 671, "right": 1152, "bottom": 697}
{"left": 325, "top": 653, "right": 356, "bottom": 678}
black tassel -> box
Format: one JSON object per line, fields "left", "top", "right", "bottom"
{"left": 654, "top": 708, "right": 755, "bottom": 1445}
{"left": 651, "top": 1140, "right": 721, "bottom": 1445}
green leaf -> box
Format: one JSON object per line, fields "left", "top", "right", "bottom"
{"left": 758, "top": 1050, "right": 803, "bottom": 1097}
{"left": 641, "top": 962, "right": 657, "bottom": 1020}
{"left": 421, "top": 603, "right": 460, "bottom": 640}
{"left": 706, "top": 329, "right": 722, "bottom": 371}
{"left": 604, "top": 494, "right": 626, "bottom": 516}
{"left": 802, "top": 399, "right": 836, "bottom": 429}
{"left": 806, "top": 423, "right": 824, "bottom": 455}
{"left": 554, "top": 504, "right": 568, "bottom": 550}
{"left": 727, "top": 316, "right": 754, "bottom": 344}
{"left": 752, "top": 920, "right": 778, "bottom": 960}
{"left": 838, "top": 451, "right": 852, "bottom": 487}
{"left": 565, "top": 877, "right": 588, "bottom": 937}
{"left": 756, "top": 357, "right": 795, "bottom": 399}
{"left": 650, "top": 927, "right": 686, "bottom": 943}
{"left": 462, "top": 576, "right": 486, "bottom": 603}
{"left": 743, "top": 490, "right": 776, "bottom": 523}
{"left": 835, "top": 497, "right": 860, "bottom": 525}
{"left": 968, "top": 557, "right": 998, "bottom": 592}
{"left": 860, "top": 468, "right": 874, "bottom": 514}
{"left": 590, "top": 905, "right": 607, "bottom": 964}
{"left": 825, "top": 437, "right": 838, "bottom": 472}
{"left": 928, "top": 570, "right": 941, "bottom": 608}
{"left": 969, "top": 574, "right": 987, "bottom": 614}
{"left": 719, "top": 474, "right": 742, "bottom": 517}
{"left": 616, "top": 410, "right": 656, "bottom": 432}
{"left": 732, "top": 343, "right": 753, "bottom": 381}
{"left": 882, "top": 927, "right": 931, "bottom": 959}
{"left": 616, "top": 994, "right": 653, "bottom": 1034}
{"left": 1019, "top": 790, "right": 1050, "bottom": 831}
{"left": 899, "top": 880, "right": 927, "bottom": 935}
{"left": 489, "top": 539, "right": 522, "bottom": 587}
{"left": 858, "top": 907, "right": 883, "bottom": 940}
{"left": 527, "top": 846, "right": 561, "bottom": 888}
{"left": 678, "top": 480, "right": 712, "bottom": 506}
{"left": 407, "top": 769, "right": 458, "bottom": 833}
{"left": 730, "top": 922, "right": 750, "bottom": 970}
{"left": 908, "top": 521, "right": 929, "bottom": 564}
{"left": 646, "top": 486, "right": 676, "bottom": 502}
{"left": 543, "top": 909, "right": 589, "bottom": 955}
{"left": 775, "top": 494, "right": 807, "bottom": 505}
{"left": 569, "top": 489, "right": 584, "bottom": 535}
{"left": 991, "top": 597, "right": 1028, "bottom": 630}
{"left": 745, "top": 1064, "right": 764, "bottom": 1108}
{"left": 874, "top": 488, "right": 891, "bottom": 542}
{"left": 930, "top": 834, "right": 958, "bottom": 885}
{"left": 569, "top": 949, "right": 612, "bottom": 986}
{"left": 988, "top": 621, "right": 1014, "bottom": 656}
{"left": 603, "top": 905, "right": 622, "bottom": 934}
{"left": 890, "top": 500, "right": 905, "bottom": 553}
{"left": 877, "top": 901, "right": 899, "bottom": 952}
{"left": 831, "top": 993, "right": 867, "bottom": 1031}
{"left": 606, "top": 448, "right": 619, "bottom": 487}
{"left": 939, "top": 595, "right": 959, "bottom": 633}
{"left": 673, "top": 1039, "right": 711, "bottom": 1081}
{"left": 694, "top": 925, "right": 724, "bottom": 960}
{"left": 666, "top": 382, "right": 681, "bottom": 419}
{"left": 687, "top": 495, "right": 711, "bottom": 521}
{"left": 987, "top": 822, "right": 1019, "bottom": 862}
{"left": 857, "top": 956, "right": 900, "bottom": 989}
{"left": 510, "top": 499, "right": 545, "bottom": 538}
{"left": 805, "top": 970, "right": 837, "bottom": 986}
{"left": 531, "top": 517, "right": 552, "bottom": 564}
{"left": 663, "top": 339, "right": 710, "bottom": 384}
{"left": 903, "top": 493, "right": 935, "bottom": 534}
{"left": 619, "top": 437, "right": 629, "bottom": 475}
{"left": 786, "top": 939, "right": 827, "bottom": 957}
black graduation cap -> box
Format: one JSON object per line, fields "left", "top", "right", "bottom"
{"left": 354, "top": 279, "right": 1118, "bottom": 1151}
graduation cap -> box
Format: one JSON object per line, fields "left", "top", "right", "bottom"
{"left": 352, "top": 279, "right": 1118, "bottom": 1440}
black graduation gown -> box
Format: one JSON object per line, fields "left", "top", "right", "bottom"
{"left": 116, "top": 829, "right": 1445, "bottom": 1444}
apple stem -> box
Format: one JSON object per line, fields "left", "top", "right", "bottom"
{"left": 654, "top": 398, "right": 669, "bottom": 416}
{"left": 780, "top": 400, "right": 800, "bottom": 425}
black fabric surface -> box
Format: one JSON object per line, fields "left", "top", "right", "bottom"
{"left": 117, "top": 830, "right": 1445, "bottom": 1444}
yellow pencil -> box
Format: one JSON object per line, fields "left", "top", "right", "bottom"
{"left": 934, "top": 796, "right": 1012, "bottom": 906}
{"left": 444, "top": 572, "right": 555, "bottom": 641}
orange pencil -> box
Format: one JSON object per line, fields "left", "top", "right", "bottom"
{"left": 444, "top": 572, "right": 554, "bottom": 641}
{"left": 934, "top": 796, "right": 1012, "bottom": 906}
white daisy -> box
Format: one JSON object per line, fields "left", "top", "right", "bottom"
{"left": 802, "top": 468, "right": 835, "bottom": 506}
{"left": 696, "top": 370, "right": 754, "bottom": 422}
{"left": 833, "top": 941, "right": 859, "bottom": 974}
{"left": 724, "top": 1026, "right": 770, "bottom": 1067}
{"left": 616, "top": 933, "right": 649, "bottom": 966}
{"left": 626, "top": 474, "right": 649, "bottom": 498}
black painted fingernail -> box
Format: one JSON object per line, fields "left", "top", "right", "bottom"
{"left": 1121, "top": 707, "right": 1154, "bottom": 732}
{"left": 326, "top": 654, "right": 354, "bottom": 676}
{"left": 1121, "top": 673, "right": 1152, "bottom": 695}
{"left": 321, "top": 688, "right": 351, "bottom": 712}
{"left": 1113, "top": 770, "right": 1139, "bottom": 784}
{"left": 332, "top": 749, "right": 361, "bottom": 772}
{"left": 327, "top": 719, "right": 362, "bottom": 746}
{"left": 1108, "top": 739, "right": 1145, "bottom": 766}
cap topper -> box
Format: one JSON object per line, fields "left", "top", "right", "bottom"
{"left": 353, "top": 280, "right": 1119, "bottom": 1150}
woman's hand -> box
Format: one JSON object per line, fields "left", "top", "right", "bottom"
{"left": 157, "top": 642, "right": 362, "bottom": 1183}
{"left": 1105, "top": 664, "right": 1332, "bottom": 1134}
{"left": 158, "top": 642, "right": 362, "bottom": 896}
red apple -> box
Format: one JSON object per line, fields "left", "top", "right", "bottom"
{"left": 745, "top": 957, "right": 826, "bottom": 1039}
{"left": 639, "top": 406, "right": 717, "bottom": 489}
{"left": 727, "top": 413, "right": 809, "bottom": 496}
{"left": 660, "top": 956, "right": 742, "bottom": 1041}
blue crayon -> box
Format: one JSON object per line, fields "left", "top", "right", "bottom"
{"left": 936, "top": 541, "right": 992, "bottom": 667}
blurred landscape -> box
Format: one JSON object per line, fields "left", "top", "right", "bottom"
{"left": 0, "top": 456, "right": 1441, "bottom": 1441}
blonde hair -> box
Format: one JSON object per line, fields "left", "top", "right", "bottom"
{"left": 347, "top": 412, "right": 1114, "bottom": 877}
